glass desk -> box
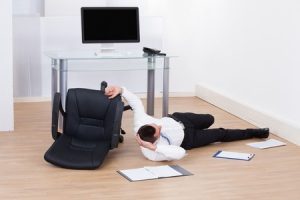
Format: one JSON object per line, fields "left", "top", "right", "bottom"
{"left": 45, "top": 51, "right": 174, "bottom": 117}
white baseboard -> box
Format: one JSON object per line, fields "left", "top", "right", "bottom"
{"left": 196, "top": 84, "right": 300, "bottom": 146}
{"left": 136, "top": 92, "right": 195, "bottom": 98}
{"left": 14, "top": 97, "right": 51, "bottom": 102}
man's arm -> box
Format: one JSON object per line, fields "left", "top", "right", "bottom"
{"left": 105, "top": 86, "right": 144, "bottom": 111}
{"left": 119, "top": 87, "right": 147, "bottom": 117}
{"left": 141, "top": 144, "right": 186, "bottom": 161}
{"left": 136, "top": 133, "right": 186, "bottom": 161}
{"left": 105, "top": 86, "right": 149, "bottom": 121}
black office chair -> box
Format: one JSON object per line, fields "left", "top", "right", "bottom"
{"left": 44, "top": 83, "right": 124, "bottom": 169}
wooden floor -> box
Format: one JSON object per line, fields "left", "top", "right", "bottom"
{"left": 0, "top": 97, "right": 299, "bottom": 200}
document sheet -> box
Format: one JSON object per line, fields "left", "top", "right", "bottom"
{"left": 144, "top": 165, "right": 182, "bottom": 178}
{"left": 119, "top": 167, "right": 159, "bottom": 181}
{"left": 247, "top": 139, "right": 286, "bottom": 149}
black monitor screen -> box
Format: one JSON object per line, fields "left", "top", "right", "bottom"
{"left": 81, "top": 7, "right": 140, "bottom": 43}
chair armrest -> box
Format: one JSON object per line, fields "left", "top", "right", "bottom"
{"left": 51, "top": 93, "right": 65, "bottom": 140}
{"left": 110, "top": 99, "right": 124, "bottom": 149}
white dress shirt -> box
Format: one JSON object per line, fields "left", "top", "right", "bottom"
{"left": 121, "top": 87, "right": 186, "bottom": 161}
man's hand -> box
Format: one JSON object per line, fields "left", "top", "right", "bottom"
{"left": 105, "top": 86, "right": 122, "bottom": 99}
{"left": 136, "top": 134, "right": 157, "bottom": 151}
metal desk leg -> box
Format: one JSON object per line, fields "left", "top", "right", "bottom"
{"left": 147, "top": 57, "right": 155, "bottom": 116}
{"left": 51, "top": 59, "right": 58, "bottom": 102}
{"left": 59, "top": 59, "right": 68, "bottom": 110}
{"left": 162, "top": 57, "right": 170, "bottom": 117}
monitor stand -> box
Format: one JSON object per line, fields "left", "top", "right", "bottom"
{"left": 94, "top": 43, "right": 117, "bottom": 56}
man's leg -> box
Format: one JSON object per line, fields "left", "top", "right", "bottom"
{"left": 186, "top": 128, "right": 269, "bottom": 148}
{"left": 172, "top": 112, "right": 214, "bottom": 129}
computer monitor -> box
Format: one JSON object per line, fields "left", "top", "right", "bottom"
{"left": 81, "top": 7, "right": 140, "bottom": 44}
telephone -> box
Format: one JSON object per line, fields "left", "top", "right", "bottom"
{"left": 143, "top": 47, "right": 166, "bottom": 56}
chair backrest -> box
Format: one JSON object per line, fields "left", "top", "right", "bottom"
{"left": 63, "top": 88, "right": 123, "bottom": 148}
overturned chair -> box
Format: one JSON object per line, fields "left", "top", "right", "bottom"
{"left": 44, "top": 84, "right": 124, "bottom": 169}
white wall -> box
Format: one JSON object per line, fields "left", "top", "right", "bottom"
{"left": 191, "top": 0, "right": 300, "bottom": 125}
{"left": 147, "top": 0, "right": 300, "bottom": 143}
{"left": 44, "top": 0, "right": 106, "bottom": 16}
{"left": 44, "top": 0, "right": 146, "bottom": 16}
{"left": 13, "top": 16, "right": 41, "bottom": 97}
{"left": 13, "top": 0, "right": 44, "bottom": 16}
{"left": 12, "top": 0, "right": 43, "bottom": 98}
{"left": 145, "top": 1, "right": 201, "bottom": 93}
{"left": 0, "top": 0, "right": 14, "bottom": 131}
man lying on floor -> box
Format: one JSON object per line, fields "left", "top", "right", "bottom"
{"left": 105, "top": 85, "right": 269, "bottom": 161}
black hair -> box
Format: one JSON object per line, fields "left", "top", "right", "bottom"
{"left": 137, "top": 125, "right": 157, "bottom": 143}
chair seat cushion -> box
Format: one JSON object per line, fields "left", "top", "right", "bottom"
{"left": 44, "top": 134, "right": 110, "bottom": 170}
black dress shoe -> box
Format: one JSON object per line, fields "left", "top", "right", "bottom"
{"left": 255, "top": 128, "right": 270, "bottom": 138}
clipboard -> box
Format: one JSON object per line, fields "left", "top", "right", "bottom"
{"left": 117, "top": 165, "right": 193, "bottom": 182}
{"left": 213, "top": 150, "right": 255, "bottom": 161}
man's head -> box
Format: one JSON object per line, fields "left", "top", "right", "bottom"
{"left": 137, "top": 124, "right": 161, "bottom": 143}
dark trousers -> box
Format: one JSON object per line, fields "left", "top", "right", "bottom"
{"left": 170, "top": 112, "right": 256, "bottom": 150}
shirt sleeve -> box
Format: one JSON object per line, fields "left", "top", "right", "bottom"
{"left": 141, "top": 145, "right": 186, "bottom": 161}
{"left": 121, "top": 87, "right": 155, "bottom": 132}
{"left": 121, "top": 87, "right": 148, "bottom": 119}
